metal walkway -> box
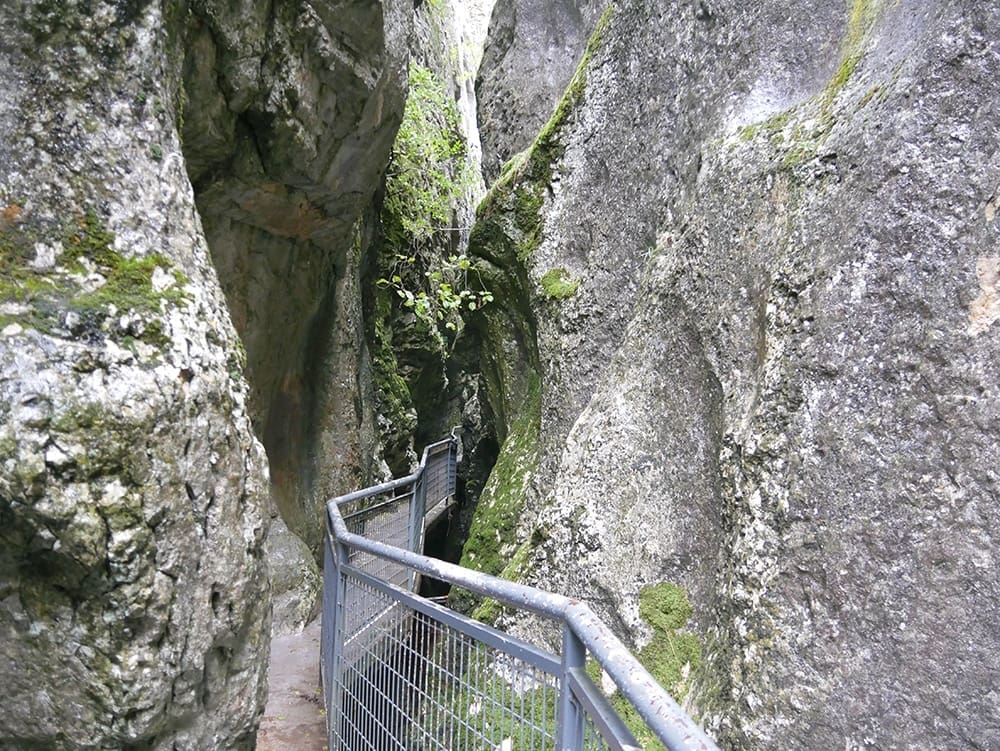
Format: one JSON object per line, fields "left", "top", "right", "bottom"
{"left": 322, "top": 433, "right": 719, "bottom": 751}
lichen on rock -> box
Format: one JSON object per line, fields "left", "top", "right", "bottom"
{"left": 0, "top": 1, "right": 270, "bottom": 747}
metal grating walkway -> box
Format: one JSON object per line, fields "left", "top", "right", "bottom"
{"left": 322, "top": 433, "right": 719, "bottom": 751}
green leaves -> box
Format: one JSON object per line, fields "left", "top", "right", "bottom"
{"left": 379, "top": 253, "right": 492, "bottom": 334}
{"left": 378, "top": 62, "right": 492, "bottom": 338}
{"left": 383, "top": 64, "right": 473, "bottom": 243}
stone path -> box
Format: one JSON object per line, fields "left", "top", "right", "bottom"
{"left": 256, "top": 619, "right": 327, "bottom": 751}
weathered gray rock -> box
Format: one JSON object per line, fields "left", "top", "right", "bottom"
{"left": 476, "top": 0, "right": 606, "bottom": 181}
{"left": 0, "top": 1, "right": 269, "bottom": 747}
{"left": 467, "top": 0, "right": 999, "bottom": 748}
{"left": 266, "top": 513, "right": 321, "bottom": 636}
{"left": 182, "top": 0, "right": 413, "bottom": 551}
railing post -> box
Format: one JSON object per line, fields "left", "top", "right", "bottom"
{"left": 408, "top": 478, "right": 426, "bottom": 591}
{"left": 324, "top": 522, "right": 349, "bottom": 751}
{"left": 409, "top": 478, "right": 426, "bottom": 555}
{"left": 558, "top": 624, "right": 586, "bottom": 751}
{"left": 321, "top": 527, "right": 335, "bottom": 701}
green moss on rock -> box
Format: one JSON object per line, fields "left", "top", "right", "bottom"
{"left": 470, "top": 527, "right": 547, "bottom": 624}
{"left": 582, "top": 583, "right": 702, "bottom": 750}
{"left": 822, "top": 0, "right": 883, "bottom": 109}
{"left": 465, "top": 6, "right": 614, "bottom": 469}
{"left": 451, "top": 375, "right": 540, "bottom": 617}
{"left": 730, "top": 0, "right": 886, "bottom": 170}
{"left": 539, "top": 267, "right": 581, "bottom": 300}
{"left": 636, "top": 583, "right": 702, "bottom": 697}
{"left": 458, "top": 373, "right": 540, "bottom": 578}
{"left": 370, "top": 285, "right": 418, "bottom": 472}
{"left": 383, "top": 63, "right": 471, "bottom": 246}
{"left": 470, "top": 4, "right": 614, "bottom": 268}
{"left": 0, "top": 211, "right": 188, "bottom": 344}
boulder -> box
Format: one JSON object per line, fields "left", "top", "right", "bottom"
{"left": 468, "top": 0, "right": 999, "bottom": 747}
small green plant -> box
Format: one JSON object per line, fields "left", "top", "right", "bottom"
{"left": 379, "top": 63, "right": 490, "bottom": 336}
{"left": 539, "top": 267, "right": 580, "bottom": 300}
{"left": 383, "top": 64, "right": 473, "bottom": 244}
{"left": 378, "top": 252, "right": 493, "bottom": 333}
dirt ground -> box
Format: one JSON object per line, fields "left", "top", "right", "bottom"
{"left": 256, "top": 619, "right": 327, "bottom": 751}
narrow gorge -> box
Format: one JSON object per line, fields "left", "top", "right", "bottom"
{"left": 1, "top": 0, "right": 997, "bottom": 750}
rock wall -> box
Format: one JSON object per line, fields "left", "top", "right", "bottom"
{"left": 476, "top": 0, "right": 606, "bottom": 182}
{"left": 363, "top": 0, "right": 496, "bottom": 498}
{"left": 181, "top": 0, "right": 412, "bottom": 554}
{"left": 466, "top": 0, "right": 999, "bottom": 748}
{"left": 0, "top": 1, "right": 269, "bottom": 747}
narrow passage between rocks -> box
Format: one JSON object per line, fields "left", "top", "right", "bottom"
{"left": 256, "top": 620, "right": 326, "bottom": 751}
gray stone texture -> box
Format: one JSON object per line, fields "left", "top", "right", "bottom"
{"left": 0, "top": 1, "right": 269, "bottom": 747}
{"left": 182, "top": 0, "right": 412, "bottom": 552}
{"left": 476, "top": 0, "right": 606, "bottom": 182}
{"left": 470, "top": 0, "right": 999, "bottom": 748}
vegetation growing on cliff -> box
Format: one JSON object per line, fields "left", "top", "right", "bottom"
{"left": 470, "top": 4, "right": 614, "bottom": 270}
{"left": 732, "top": 0, "right": 888, "bottom": 169}
{"left": 462, "top": 4, "right": 615, "bottom": 462}
{"left": 450, "top": 373, "right": 540, "bottom": 618}
{"left": 379, "top": 63, "right": 489, "bottom": 336}
{"left": 539, "top": 267, "right": 581, "bottom": 300}
{"left": 585, "top": 583, "right": 702, "bottom": 750}
{"left": 0, "top": 208, "right": 187, "bottom": 344}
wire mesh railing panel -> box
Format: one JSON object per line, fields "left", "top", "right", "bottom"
{"left": 342, "top": 491, "right": 414, "bottom": 589}
{"left": 565, "top": 663, "right": 645, "bottom": 751}
{"left": 323, "top": 434, "right": 720, "bottom": 751}
{"left": 332, "top": 576, "right": 415, "bottom": 751}
{"left": 331, "top": 569, "right": 561, "bottom": 751}
{"left": 419, "top": 439, "right": 457, "bottom": 519}
{"left": 582, "top": 716, "right": 614, "bottom": 751}
{"left": 411, "top": 618, "right": 559, "bottom": 751}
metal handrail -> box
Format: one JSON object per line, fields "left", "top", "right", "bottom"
{"left": 322, "top": 434, "right": 719, "bottom": 751}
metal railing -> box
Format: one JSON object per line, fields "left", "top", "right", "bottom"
{"left": 322, "top": 433, "right": 719, "bottom": 751}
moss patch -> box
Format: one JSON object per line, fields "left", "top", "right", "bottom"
{"left": 383, "top": 63, "right": 472, "bottom": 246}
{"left": 370, "top": 284, "right": 418, "bottom": 473}
{"left": 539, "top": 267, "right": 581, "bottom": 300}
{"left": 470, "top": 527, "right": 548, "bottom": 624}
{"left": 0, "top": 210, "right": 188, "bottom": 343}
{"left": 466, "top": 5, "right": 613, "bottom": 454}
{"left": 584, "top": 583, "right": 702, "bottom": 750}
{"left": 731, "top": 0, "right": 886, "bottom": 169}
{"left": 470, "top": 4, "right": 614, "bottom": 268}
{"left": 451, "top": 375, "right": 540, "bottom": 616}
{"left": 822, "top": 0, "right": 883, "bottom": 109}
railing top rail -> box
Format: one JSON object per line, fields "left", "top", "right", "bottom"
{"left": 328, "top": 510, "right": 570, "bottom": 619}
{"left": 329, "top": 473, "right": 418, "bottom": 507}
{"left": 328, "top": 436, "right": 456, "bottom": 508}
{"left": 326, "top": 463, "right": 719, "bottom": 751}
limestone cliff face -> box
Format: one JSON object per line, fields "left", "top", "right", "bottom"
{"left": 476, "top": 0, "right": 605, "bottom": 183}
{"left": 362, "top": 0, "right": 496, "bottom": 508}
{"left": 467, "top": 0, "right": 999, "bottom": 748}
{"left": 0, "top": 1, "right": 269, "bottom": 748}
{"left": 182, "top": 0, "right": 412, "bottom": 554}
